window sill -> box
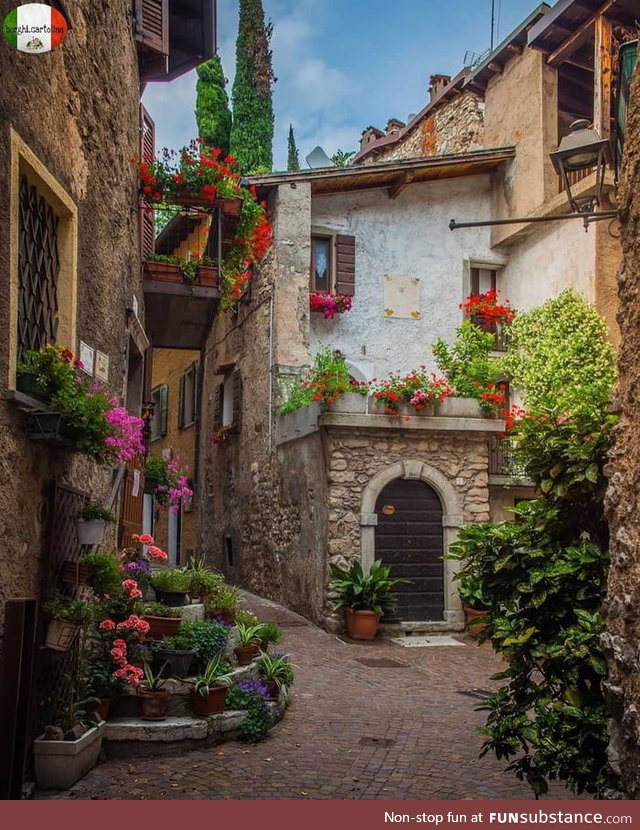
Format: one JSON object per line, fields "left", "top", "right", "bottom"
{"left": 5, "top": 389, "right": 49, "bottom": 412}
{"left": 179, "top": 421, "right": 196, "bottom": 432}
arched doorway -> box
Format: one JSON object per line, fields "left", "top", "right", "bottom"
{"left": 374, "top": 478, "right": 444, "bottom": 621}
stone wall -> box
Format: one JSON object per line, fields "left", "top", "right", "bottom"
{"left": 376, "top": 93, "right": 484, "bottom": 163}
{"left": 0, "top": 0, "right": 141, "bottom": 627}
{"left": 603, "top": 58, "right": 640, "bottom": 798}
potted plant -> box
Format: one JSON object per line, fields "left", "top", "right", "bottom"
{"left": 138, "top": 661, "right": 175, "bottom": 721}
{"left": 255, "top": 652, "right": 294, "bottom": 699}
{"left": 190, "top": 655, "right": 233, "bottom": 716}
{"left": 205, "top": 584, "right": 242, "bottom": 624}
{"left": 144, "top": 454, "right": 193, "bottom": 512}
{"left": 42, "top": 594, "right": 93, "bottom": 652}
{"left": 177, "top": 620, "right": 229, "bottom": 673}
{"left": 184, "top": 558, "right": 224, "bottom": 603}
{"left": 329, "top": 560, "right": 409, "bottom": 641}
{"left": 33, "top": 633, "right": 106, "bottom": 790}
{"left": 234, "top": 622, "right": 264, "bottom": 666}
{"left": 76, "top": 505, "right": 117, "bottom": 546}
{"left": 151, "top": 567, "right": 191, "bottom": 606}
{"left": 255, "top": 621, "right": 282, "bottom": 653}
{"left": 142, "top": 601, "right": 183, "bottom": 640}
{"left": 78, "top": 549, "right": 123, "bottom": 597}
{"left": 458, "top": 573, "right": 490, "bottom": 637}
{"left": 153, "top": 633, "right": 196, "bottom": 678}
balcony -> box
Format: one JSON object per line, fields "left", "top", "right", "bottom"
{"left": 489, "top": 436, "right": 532, "bottom": 485}
{"left": 469, "top": 314, "right": 509, "bottom": 352}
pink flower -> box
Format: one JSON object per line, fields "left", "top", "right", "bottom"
{"left": 99, "top": 619, "right": 116, "bottom": 631}
{"left": 139, "top": 534, "right": 154, "bottom": 545}
{"left": 148, "top": 545, "right": 168, "bottom": 561}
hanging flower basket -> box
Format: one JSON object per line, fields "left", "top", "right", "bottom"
{"left": 26, "top": 411, "right": 76, "bottom": 448}
{"left": 46, "top": 618, "right": 81, "bottom": 652}
{"left": 76, "top": 519, "right": 107, "bottom": 547}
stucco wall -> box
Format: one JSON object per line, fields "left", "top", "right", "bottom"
{"left": 0, "top": 0, "right": 141, "bottom": 627}
{"left": 499, "top": 220, "right": 597, "bottom": 312}
{"left": 149, "top": 348, "right": 200, "bottom": 559}
{"left": 485, "top": 48, "right": 558, "bottom": 229}
{"left": 309, "top": 176, "right": 498, "bottom": 380}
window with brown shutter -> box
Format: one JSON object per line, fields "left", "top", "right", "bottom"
{"left": 139, "top": 105, "right": 155, "bottom": 261}
{"left": 213, "top": 383, "right": 223, "bottom": 433}
{"left": 335, "top": 234, "right": 356, "bottom": 297}
{"left": 134, "top": 0, "right": 169, "bottom": 55}
{"left": 179, "top": 363, "right": 197, "bottom": 430}
{"left": 149, "top": 384, "right": 168, "bottom": 441}
{"left": 232, "top": 370, "right": 242, "bottom": 431}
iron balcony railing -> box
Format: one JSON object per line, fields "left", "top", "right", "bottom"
{"left": 470, "top": 314, "right": 509, "bottom": 352}
{"left": 489, "top": 436, "right": 529, "bottom": 481}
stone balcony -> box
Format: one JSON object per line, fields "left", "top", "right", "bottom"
{"left": 276, "top": 394, "right": 505, "bottom": 447}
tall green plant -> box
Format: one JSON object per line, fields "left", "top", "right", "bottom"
{"left": 196, "top": 55, "right": 232, "bottom": 155}
{"left": 230, "top": 0, "right": 275, "bottom": 174}
{"left": 287, "top": 124, "right": 300, "bottom": 171}
{"left": 503, "top": 289, "right": 616, "bottom": 413}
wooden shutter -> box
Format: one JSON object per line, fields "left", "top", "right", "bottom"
{"left": 119, "top": 456, "right": 145, "bottom": 548}
{"left": 335, "top": 235, "right": 356, "bottom": 297}
{"left": 470, "top": 267, "right": 480, "bottom": 296}
{"left": 139, "top": 105, "right": 155, "bottom": 260}
{"left": 159, "top": 385, "right": 168, "bottom": 436}
{"left": 134, "top": 0, "right": 169, "bottom": 54}
{"left": 213, "top": 383, "right": 222, "bottom": 432}
{"left": 178, "top": 374, "right": 185, "bottom": 429}
{"left": 232, "top": 370, "right": 242, "bottom": 431}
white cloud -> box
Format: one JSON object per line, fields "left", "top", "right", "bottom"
{"left": 142, "top": 0, "right": 362, "bottom": 170}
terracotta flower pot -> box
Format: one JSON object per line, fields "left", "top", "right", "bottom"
{"left": 464, "top": 606, "right": 489, "bottom": 637}
{"left": 91, "top": 698, "right": 112, "bottom": 722}
{"left": 139, "top": 690, "right": 171, "bottom": 721}
{"left": 142, "top": 614, "right": 182, "bottom": 641}
{"left": 46, "top": 619, "right": 81, "bottom": 652}
{"left": 191, "top": 686, "right": 228, "bottom": 716}
{"left": 234, "top": 644, "right": 260, "bottom": 666}
{"left": 344, "top": 608, "right": 382, "bottom": 641}
{"left": 206, "top": 608, "right": 236, "bottom": 625}
{"left": 263, "top": 680, "right": 279, "bottom": 700}
{"left": 143, "top": 261, "right": 182, "bottom": 282}
{"left": 196, "top": 265, "right": 218, "bottom": 287}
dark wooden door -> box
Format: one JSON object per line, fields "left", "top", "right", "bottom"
{"left": 375, "top": 479, "right": 444, "bottom": 621}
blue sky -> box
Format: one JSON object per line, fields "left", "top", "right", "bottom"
{"left": 143, "top": 0, "right": 543, "bottom": 171}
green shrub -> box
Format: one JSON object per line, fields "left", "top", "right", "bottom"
{"left": 279, "top": 347, "right": 366, "bottom": 415}
{"left": 225, "top": 685, "right": 271, "bottom": 742}
{"left": 79, "top": 549, "right": 122, "bottom": 597}
{"left": 151, "top": 567, "right": 191, "bottom": 593}
{"left": 177, "top": 620, "right": 228, "bottom": 671}
{"left": 142, "top": 602, "right": 183, "bottom": 619}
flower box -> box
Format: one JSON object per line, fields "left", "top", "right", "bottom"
{"left": 143, "top": 261, "right": 182, "bottom": 282}
{"left": 326, "top": 393, "right": 368, "bottom": 415}
{"left": 169, "top": 190, "right": 243, "bottom": 216}
{"left": 34, "top": 721, "right": 106, "bottom": 790}
{"left": 76, "top": 519, "right": 107, "bottom": 547}
{"left": 26, "top": 411, "right": 77, "bottom": 449}
{"left": 16, "top": 373, "right": 48, "bottom": 402}
{"left": 196, "top": 265, "right": 219, "bottom": 287}
{"left": 310, "top": 292, "right": 352, "bottom": 320}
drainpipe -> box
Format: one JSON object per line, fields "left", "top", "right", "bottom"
{"left": 267, "top": 287, "right": 275, "bottom": 453}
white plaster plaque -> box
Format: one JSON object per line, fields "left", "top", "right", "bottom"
{"left": 383, "top": 275, "right": 422, "bottom": 320}
{"left": 79, "top": 341, "right": 94, "bottom": 375}
{"left": 360, "top": 512, "right": 379, "bottom": 527}
{"left": 95, "top": 350, "right": 109, "bottom": 382}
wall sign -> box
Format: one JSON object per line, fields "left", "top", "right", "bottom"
{"left": 383, "top": 275, "right": 422, "bottom": 320}
{"left": 79, "top": 341, "right": 95, "bottom": 376}
{"left": 95, "top": 350, "right": 109, "bottom": 382}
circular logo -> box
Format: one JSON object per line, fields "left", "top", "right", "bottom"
{"left": 3, "top": 3, "right": 68, "bottom": 53}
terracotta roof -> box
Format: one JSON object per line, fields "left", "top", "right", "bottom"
{"left": 250, "top": 146, "right": 516, "bottom": 198}
{"left": 354, "top": 69, "right": 471, "bottom": 164}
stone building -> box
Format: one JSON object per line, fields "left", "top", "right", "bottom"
{"left": 196, "top": 0, "right": 630, "bottom": 633}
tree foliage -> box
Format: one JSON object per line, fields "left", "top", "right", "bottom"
{"left": 331, "top": 149, "right": 356, "bottom": 167}
{"left": 449, "top": 293, "right": 617, "bottom": 796}
{"left": 230, "top": 0, "right": 275, "bottom": 174}
{"left": 503, "top": 289, "right": 616, "bottom": 413}
{"left": 196, "top": 55, "right": 232, "bottom": 155}
{"left": 287, "top": 124, "right": 300, "bottom": 171}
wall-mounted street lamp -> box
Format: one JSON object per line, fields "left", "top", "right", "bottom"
{"left": 450, "top": 120, "right": 618, "bottom": 233}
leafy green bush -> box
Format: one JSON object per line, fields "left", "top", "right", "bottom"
{"left": 177, "top": 620, "right": 228, "bottom": 671}
{"left": 78, "top": 505, "right": 117, "bottom": 522}
{"left": 79, "top": 549, "right": 123, "bottom": 597}
{"left": 329, "top": 560, "right": 408, "bottom": 613}
{"left": 142, "top": 602, "right": 183, "bottom": 619}
{"left": 43, "top": 593, "right": 93, "bottom": 625}
{"left": 226, "top": 685, "right": 271, "bottom": 742}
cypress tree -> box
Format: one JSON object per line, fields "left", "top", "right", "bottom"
{"left": 287, "top": 124, "right": 300, "bottom": 171}
{"left": 195, "top": 55, "right": 232, "bottom": 155}
{"left": 230, "top": 0, "right": 275, "bottom": 174}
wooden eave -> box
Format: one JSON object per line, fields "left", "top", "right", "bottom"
{"left": 143, "top": 280, "right": 220, "bottom": 350}
{"left": 527, "top": 0, "right": 638, "bottom": 67}
{"left": 250, "top": 148, "right": 516, "bottom": 199}
{"left": 465, "top": 4, "right": 552, "bottom": 94}
{"left": 142, "top": 0, "right": 216, "bottom": 83}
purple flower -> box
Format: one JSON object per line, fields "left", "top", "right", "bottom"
{"left": 238, "top": 679, "right": 270, "bottom": 699}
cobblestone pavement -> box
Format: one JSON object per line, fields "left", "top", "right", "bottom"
{"left": 40, "top": 593, "right": 582, "bottom": 801}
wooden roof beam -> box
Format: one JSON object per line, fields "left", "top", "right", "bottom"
{"left": 547, "top": 0, "right": 617, "bottom": 67}
{"left": 388, "top": 171, "right": 416, "bottom": 200}
{"left": 488, "top": 61, "right": 503, "bottom": 74}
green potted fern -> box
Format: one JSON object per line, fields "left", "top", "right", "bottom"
{"left": 191, "top": 655, "right": 233, "bottom": 716}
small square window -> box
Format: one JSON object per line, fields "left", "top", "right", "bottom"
{"left": 179, "top": 363, "right": 198, "bottom": 429}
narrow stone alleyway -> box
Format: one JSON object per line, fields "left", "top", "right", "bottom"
{"left": 40, "top": 594, "right": 581, "bottom": 801}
